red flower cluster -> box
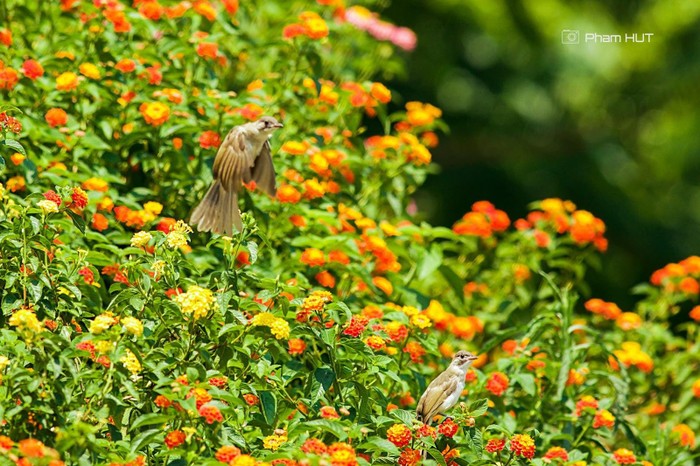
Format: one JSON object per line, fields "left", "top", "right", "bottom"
{"left": 356, "top": 234, "right": 400, "bottom": 274}
{"left": 71, "top": 187, "right": 88, "bottom": 209}
{"left": 197, "top": 404, "right": 223, "bottom": 424}
{"left": 283, "top": 12, "right": 329, "bottom": 40}
{"left": 301, "top": 438, "right": 327, "bottom": 455}
{"left": 485, "top": 438, "right": 506, "bottom": 453}
{"left": 43, "top": 190, "right": 63, "bottom": 207}
{"left": 452, "top": 201, "right": 510, "bottom": 238}
{"left": 593, "top": 409, "right": 615, "bottom": 429}
{"left": 438, "top": 418, "right": 459, "bottom": 437}
{"left": 298, "top": 439, "right": 357, "bottom": 465}
{"left": 288, "top": 338, "right": 306, "bottom": 355}
{"left": 398, "top": 448, "right": 421, "bottom": 466}
{"left": 243, "top": 394, "right": 259, "bottom": 406}
{"left": 199, "top": 130, "right": 221, "bottom": 149}
{"left": 343, "top": 316, "right": 368, "bottom": 337}
{"left": 22, "top": 59, "right": 44, "bottom": 79}
{"left": 543, "top": 446, "right": 568, "bottom": 462}
{"left": 386, "top": 423, "right": 412, "bottom": 448}
{"left": 0, "top": 66, "right": 19, "bottom": 90}
{"left": 574, "top": 395, "right": 598, "bottom": 416}
{"left": 320, "top": 406, "right": 340, "bottom": 419}
{"left": 403, "top": 341, "right": 426, "bottom": 363}
{"left": 215, "top": 445, "right": 241, "bottom": 463}
{"left": 584, "top": 298, "right": 622, "bottom": 320}
{"left": 0, "top": 112, "right": 22, "bottom": 133}
{"left": 78, "top": 266, "right": 94, "bottom": 285}
{"left": 164, "top": 430, "right": 185, "bottom": 449}
{"left": 416, "top": 423, "right": 436, "bottom": 439}
{"left": 485, "top": 372, "right": 509, "bottom": 396}
{"left": 650, "top": 256, "right": 700, "bottom": 295}
{"left": 510, "top": 433, "right": 536, "bottom": 459}
{"left": 612, "top": 448, "right": 636, "bottom": 464}
{"left": 514, "top": 198, "right": 607, "bottom": 251}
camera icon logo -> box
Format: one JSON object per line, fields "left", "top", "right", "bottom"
{"left": 561, "top": 29, "right": 580, "bottom": 44}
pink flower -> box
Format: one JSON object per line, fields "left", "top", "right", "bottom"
{"left": 391, "top": 27, "right": 417, "bottom": 51}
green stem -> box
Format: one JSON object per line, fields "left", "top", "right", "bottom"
{"left": 573, "top": 424, "right": 590, "bottom": 447}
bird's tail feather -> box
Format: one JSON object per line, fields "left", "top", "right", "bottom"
{"left": 190, "top": 180, "right": 242, "bottom": 236}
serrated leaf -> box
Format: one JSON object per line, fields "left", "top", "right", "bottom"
{"left": 470, "top": 428, "right": 484, "bottom": 457}
{"left": 469, "top": 398, "right": 489, "bottom": 417}
{"left": 391, "top": 409, "right": 415, "bottom": 426}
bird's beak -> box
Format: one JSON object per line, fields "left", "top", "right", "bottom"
{"left": 274, "top": 123, "right": 284, "bottom": 128}
{"left": 468, "top": 354, "right": 479, "bottom": 361}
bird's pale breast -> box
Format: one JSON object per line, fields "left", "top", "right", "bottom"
{"left": 440, "top": 379, "right": 465, "bottom": 412}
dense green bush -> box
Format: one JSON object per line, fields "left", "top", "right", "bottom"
{"left": 0, "top": 1, "right": 698, "bottom": 465}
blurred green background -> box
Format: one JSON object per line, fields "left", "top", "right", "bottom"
{"left": 384, "top": 0, "right": 700, "bottom": 306}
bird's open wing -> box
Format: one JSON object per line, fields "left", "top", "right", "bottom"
{"left": 250, "top": 140, "right": 277, "bottom": 196}
{"left": 212, "top": 127, "right": 257, "bottom": 192}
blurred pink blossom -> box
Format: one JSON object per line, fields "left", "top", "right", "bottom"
{"left": 344, "top": 6, "right": 417, "bottom": 51}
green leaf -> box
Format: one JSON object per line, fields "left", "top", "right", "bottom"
{"left": 417, "top": 245, "right": 443, "bottom": 281}
{"left": 247, "top": 241, "right": 259, "bottom": 264}
{"left": 304, "top": 419, "right": 348, "bottom": 440}
{"left": 556, "top": 351, "right": 572, "bottom": 401}
{"left": 2, "top": 139, "right": 26, "bottom": 156}
{"left": 314, "top": 366, "right": 335, "bottom": 392}
{"left": 470, "top": 427, "right": 484, "bottom": 458}
{"left": 391, "top": 409, "right": 415, "bottom": 426}
{"left": 130, "top": 413, "right": 171, "bottom": 431}
{"left": 469, "top": 398, "right": 489, "bottom": 417}
{"left": 260, "top": 391, "right": 277, "bottom": 425}
{"left": 86, "top": 251, "right": 113, "bottom": 266}
{"left": 80, "top": 133, "right": 111, "bottom": 150}
{"left": 428, "top": 448, "right": 447, "bottom": 466}
{"left": 515, "top": 373, "right": 536, "bottom": 396}
{"left": 439, "top": 265, "right": 464, "bottom": 302}
{"left": 66, "top": 209, "right": 86, "bottom": 235}
{"left": 358, "top": 438, "right": 399, "bottom": 455}
{"left": 130, "top": 428, "right": 161, "bottom": 454}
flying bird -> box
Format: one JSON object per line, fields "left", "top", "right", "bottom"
{"left": 416, "top": 350, "right": 478, "bottom": 424}
{"left": 190, "top": 116, "right": 283, "bottom": 236}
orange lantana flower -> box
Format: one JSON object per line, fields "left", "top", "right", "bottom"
{"left": 140, "top": 102, "right": 170, "bottom": 126}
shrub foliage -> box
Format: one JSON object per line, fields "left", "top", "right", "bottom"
{"left": 0, "top": 1, "right": 698, "bottom": 466}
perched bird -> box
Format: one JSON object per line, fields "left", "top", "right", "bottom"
{"left": 190, "top": 116, "right": 283, "bottom": 236}
{"left": 416, "top": 350, "right": 478, "bottom": 424}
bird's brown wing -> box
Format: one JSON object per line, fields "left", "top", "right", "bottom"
{"left": 249, "top": 140, "right": 277, "bottom": 196}
{"left": 212, "top": 127, "right": 256, "bottom": 192}
{"left": 416, "top": 372, "right": 459, "bottom": 423}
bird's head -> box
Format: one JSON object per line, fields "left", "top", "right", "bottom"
{"left": 255, "top": 116, "right": 284, "bottom": 135}
{"left": 452, "top": 350, "right": 478, "bottom": 368}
